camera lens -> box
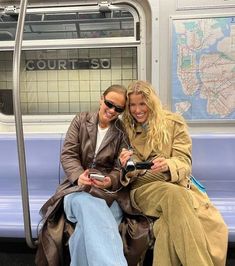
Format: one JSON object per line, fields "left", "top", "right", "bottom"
{"left": 125, "top": 160, "right": 135, "bottom": 171}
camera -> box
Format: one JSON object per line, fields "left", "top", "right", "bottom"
{"left": 125, "top": 160, "right": 153, "bottom": 172}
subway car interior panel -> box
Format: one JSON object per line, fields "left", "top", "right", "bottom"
{"left": 0, "top": 0, "right": 235, "bottom": 263}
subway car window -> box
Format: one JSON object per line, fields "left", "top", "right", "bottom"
{"left": 0, "top": 47, "right": 137, "bottom": 115}
{"left": 0, "top": 8, "right": 135, "bottom": 40}
{"left": 0, "top": 3, "right": 141, "bottom": 116}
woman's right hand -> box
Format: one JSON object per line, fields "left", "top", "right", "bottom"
{"left": 77, "top": 169, "right": 92, "bottom": 185}
{"left": 119, "top": 148, "right": 133, "bottom": 167}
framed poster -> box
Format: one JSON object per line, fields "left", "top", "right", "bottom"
{"left": 170, "top": 14, "right": 235, "bottom": 122}
{"left": 177, "top": 0, "right": 235, "bottom": 10}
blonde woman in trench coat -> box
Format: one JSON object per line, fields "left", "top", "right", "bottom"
{"left": 119, "top": 80, "right": 228, "bottom": 266}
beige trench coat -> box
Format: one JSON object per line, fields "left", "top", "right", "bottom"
{"left": 121, "top": 112, "right": 228, "bottom": 266}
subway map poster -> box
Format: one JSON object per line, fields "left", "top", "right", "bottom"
{"left": 171, "top": 15, "right": 235, "bottom": 121}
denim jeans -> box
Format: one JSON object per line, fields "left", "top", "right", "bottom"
{"left": 64, "top": 191, "right": 127, "bottom": 266}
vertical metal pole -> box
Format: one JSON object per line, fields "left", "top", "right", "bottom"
{"left": 12, "top": 0, "right": 37, "bottom": 248}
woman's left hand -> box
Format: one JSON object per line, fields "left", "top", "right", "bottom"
{"left": 150, "top": 157, "right": 169, "bottom": 173}
{"left": 92, "top": 176, "right": 112, "bottom": 189}
{"left": 119, "top": 148, "right": 133, "bottom": 167}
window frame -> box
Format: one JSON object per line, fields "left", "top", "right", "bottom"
{"left": 0, "top": 1, "right": 147, "bottom": 124}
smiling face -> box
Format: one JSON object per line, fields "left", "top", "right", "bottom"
{"left": 98, "top": 91, "right": 126, "bottom": 128}
{"left": 129, "top": 93, "right": 149, "bottom": 124}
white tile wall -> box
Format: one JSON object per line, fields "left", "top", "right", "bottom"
{"left": 69, "top": 81, "right": 80, "bottom": 91}
{"left": 48, "top": 81, "right": 58, "bottom": 92}
{"left": 69, "top": 102, "right": 80, "bottom": 113}
{"left": 27, "top": 71, "right": 37, "bottom": 82}
{"left": 6, "top": 81, "right": 13, "bottom": 90}
{"left": 101, "top": 69, "right": 111, "bottom": 80}
{"left": 80, "top": 102, "right": 91, "bottom": 112}
{"left": 68, "top": 70, "right": 79, "bottom": 81}
{"left": 58, "top": 81, "right": 69, "bottom": 92}
{"left": 48, "top": 92, "right": 59, "bottom": 103}
{"left": 38, "top": 92, "right": 48, "bottom": 103}
{"left": 38, "top": 81, "right": 48, "bottom": 92}
{"left": 0, "top": 82, "right": 7, "bottom": 89}
{"left": 48, "top": 103, "right": 59, "bottom": 113}
{"left": 28, "top": 102, "right": 38, "bottom": 113}
{"left": 79, "top": 81, "right": 90, "bottom": 91}
{"left": 38, "top": 103, "right": 49, "bottom": 113}
{"left": 79, "top": 70, "right": 90, "bottom": 81}
{"left": 59, "top": 102, "right": 69, "bottom": 113}
{"left": 0, "top": 47, "right": 137, "bottom": 115}
{"left": 47, "top": 71, "right": 58, "bottom": 81}
{"left": 59, "top": 91, "right": 69, "bottom": 102}
{"left": 90, "top": 80, "right": 101, "bottom": 92}
{"left": 69, "top": 92, "right": 80, "bottom": 102}
{"left": 27, "top": 92, "right": 38, "bottom": 103}
{"left": 90, "top": 70, "right": 101, "bottom": 81}
{"left": 80, "top": 91, "right": 90, "bottom": 101}
{"left": 112, "top": 69, "right": 122, "bottom": 80}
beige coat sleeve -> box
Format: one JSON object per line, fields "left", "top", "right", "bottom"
{"left": 165, "top": 114, "right": 192, "bottom": 184}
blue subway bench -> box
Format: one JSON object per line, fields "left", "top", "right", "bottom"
{"left": 191, "top": 134, "right": 235, "bottom": 242}
{"left": 0, "top": 133, "right": 234, "bottom": 243}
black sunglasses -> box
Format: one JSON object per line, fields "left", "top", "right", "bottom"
{"left": 104, "top": 99, "right": 125, "bottom": 113}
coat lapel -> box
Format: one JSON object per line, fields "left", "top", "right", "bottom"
{"left": 86, "top": 113, "right": 98, "bottom": 152}
{"left": 129, "top": 125, "right": 153, "bottom": 161}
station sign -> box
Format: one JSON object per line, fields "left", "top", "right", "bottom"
{"left": 26, "top": 58, "right": 111, "bottom": 71}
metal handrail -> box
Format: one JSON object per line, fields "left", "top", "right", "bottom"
{"left": 12, "top": 0, "right": 37, "bottom": 248}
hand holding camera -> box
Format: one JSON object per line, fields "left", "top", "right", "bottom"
{"left": 119, "top": 148, "right": 153, "bottom": 172}
{"left": 125, "top": 159, "right": 153, "bottom": 172}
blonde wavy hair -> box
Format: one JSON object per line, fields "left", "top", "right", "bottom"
{"left": 122, "top": 80, "right": 170, "bottom": 152}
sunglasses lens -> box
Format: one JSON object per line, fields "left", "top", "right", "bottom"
{"left": 104, "top": 99, "right": 124, "bottom": 113}
{"left": 115, "top": 106, "right": 124, "bottom": 113}
{"left": 105, "top": 100, "right": 113, "bottom": 109}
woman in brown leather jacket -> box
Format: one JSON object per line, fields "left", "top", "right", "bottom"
{"left": 61, "top": 84, "right": 129, "bottom": 266}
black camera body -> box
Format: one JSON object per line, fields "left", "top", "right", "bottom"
{"left": 125, "top": 160, "right": 153, "bottom": 172}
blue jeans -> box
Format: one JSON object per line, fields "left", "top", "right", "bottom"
{"left": 64, "top": 191, "right": 127, "bottom": 266}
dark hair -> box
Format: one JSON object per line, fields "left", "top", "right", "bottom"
{"left": 103, "top": 84, "right": 127, "bottom": 98}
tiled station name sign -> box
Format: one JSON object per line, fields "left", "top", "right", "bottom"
{"left": 26, "top": 58, "right": 111, "bottom": 70}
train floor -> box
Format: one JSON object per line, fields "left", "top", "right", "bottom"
{"left": 0, "top": 240, "right": 234, "bottom": 265}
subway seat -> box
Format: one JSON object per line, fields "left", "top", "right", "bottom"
{"left": 0, "top": 133, "right": 234, "bottom": 243}
{"left": 0, "top": 134, "right": 65, "bottom": 238}
{"left": 191, "top": 134, "right": 235, "bottom": 242}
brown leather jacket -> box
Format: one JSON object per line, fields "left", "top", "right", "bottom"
{"left": 35, "top": 112, "right": 152, "bottom": 266}
{"left": 60, "top": 112, "right": 129, "bottom": 189}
